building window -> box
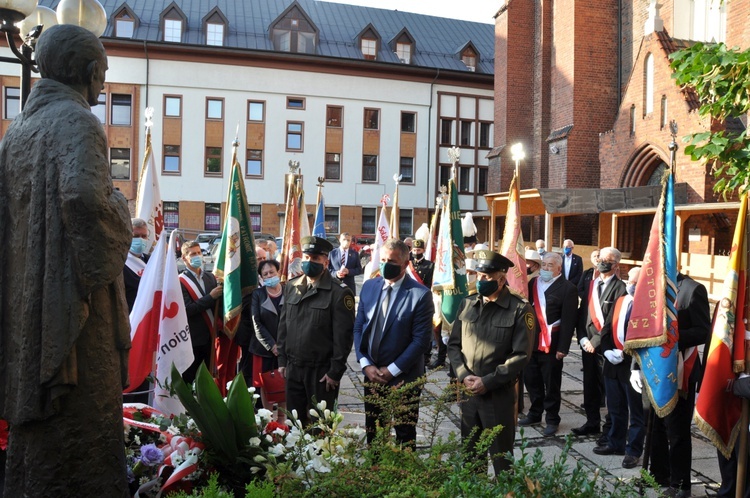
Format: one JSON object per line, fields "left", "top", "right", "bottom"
{"left": 645, "top": 53, "right": 654, "bottom": 115}
{"left": 460, "top": 121, "right": 473, "bottom": 146}
{"left": 204, "top": 203, "right": 221, "bottom": 231}
{"left": 660, "top": 95, "right": 668, "bottom": 130}
{"left": 364, "top": 108, "right": 379, "bottom": 130}
{"left": 479, "top": 122, "right": 492, "bottom": 147}
{"left": 164, "top": 96, "right": 181, "bottom": 117}
{"left": 111, "top": 94, "right": 132, "bottom": 126}
{"left": 396, "top": 42, "right": 411, "bottom": 64}
{"left": 164, "top": 201, "right": 179, "bottom": 229}
{"left": 440, "top": 119, "right": 453, "bottom": 145}
{"left": 459, "top": 167, "right": 471, "bottom": 192}
{"left": 630, "top": 105, "right": 636, "bottom": 135}
{"left": 461, "top": 47, "right": 477, "bottom": 71}
{"left": 286, "top": 122, "right": 303, "bottom": 151}
{"left": 271, "top": 9, "right": 318, "bottom": 55}
{"left": 164, "top": 145, "right": 180, "bottom": 173}
{"left": 246, "top": 149, "right": 262, "bottom": 177}
{"left": 207, "top": 98, "right": 223, "bottom": 119}
{"left": 110, "top": 148, "right": 130, "bottom": 180}
{"left": 164, "top": 18, "right": 182, "bottom": 42}
{"left": 248, "top": 101, "right": 264, "bottom": 122}
{"left": 439, "top": 165, "right": 451, "bottom": 188}
{"left": 205, "top": 147, "right": 222, "bottom": 175}
{"left": 362, "top": 155, "right": 378, "bottom": 182}
{"left": 362, "top": 207, "right": 376, "bottom": 233}
{"left": 478, "top": 168, "right": 488, "bottom": 194}
{"left": 399, "top": 209, "right": 413, "bottom": 236}
{"left": 287, "top": 97, "right": 305, "bottom": 110}
{"left": 249, "top": 204, "right": 262, "bottom": 232}
{"left": 325, "top": 152, "right": 341, "bottom": 181}
{"left": 401, "top": 112, "right": 416, "bottom": 133}
{"left": 399, "top": 157, "right": 414, "bottom": 184}
{"left": 207, "top": 23, "right": 224, "bottom": 46}
{"left": 325, "top": 207, "right": 339, "bottom": 234}
{"left": 115, "top": 14, "right": 134, "bottom": 38}
{"left": 327, "top": 106, "right": 342, "bottom": 127}
{"left": 361, "top": 38, "right": 377, "bottom": 59}
{"left": 91, "top": 93, "right": 106, "bottom": 123}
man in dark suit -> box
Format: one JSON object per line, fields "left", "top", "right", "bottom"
{"left": 573, "top": 246, "right": 625, "bottom": 436}
{"left": 328, "top": 232, "right": 361, "bottom": 295}
{"left": 646, "top": 273, "right": 710, "bottom": 497}
{"left": 519, "top": 252, "right": 578, "bottom": 437}
{"left": 179, "top": 240, "right": 223, "bottom": 384}
{"left": 123, "top": 218, "right": 151, "bottom": 403}
{"left": 353, "top": 238, "right": 434, "bottom": 447}
{"left": 562, "top": 239, "right": 584, "bottom": 287}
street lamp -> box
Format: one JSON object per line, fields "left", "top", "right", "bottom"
{"left": 510, "top": 142, "right": 525, "bottom": 177}
{"left": 0, "top": 0, "right": 107, "bottom": 109}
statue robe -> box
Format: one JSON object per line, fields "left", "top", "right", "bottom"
{"left": 0, "top": 79, "right": 132, "bottom": 497}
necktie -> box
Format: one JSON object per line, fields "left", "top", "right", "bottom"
{"left": 370, "top": 285, "right": 392, "bottom": 363}
{"left": 341, "top": 250, "right": 346, "bottom": 267}
{"left": 597, "top": 280, "right": 604, "bottom": 298}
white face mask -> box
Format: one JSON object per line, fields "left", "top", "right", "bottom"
{"left": 539, "top": 269, "right": 554, "bottom": 282}
{"left": 467, "top": 273, "right": 477, "bottom": 284}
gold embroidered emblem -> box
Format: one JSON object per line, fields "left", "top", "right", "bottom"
{"left": 344, "top": 295, "right": 355, "bottom": 311}
{"left": 525, "top": 312, "right": 535, "bottom": 330}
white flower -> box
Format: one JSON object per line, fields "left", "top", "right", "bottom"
{"left": 248, "top": 437, "right": 261, "bottom": 447}
{"left": 309, "top": 408, "right": 320, "bottom": 419}
{"left": 253, "top": 394, "right": 260, "bottom": 400}
{"left": 167, "top": 425, "right": 180, "bottom": 436}
{"left": 291, "top": 409, "right": 298, "bottom": 419}
{"left": 133, "top": 435, "right": 141, "bottom": 446}
{"left": 247, "top": 387, "right": 256, "bottom": 394}
{"left": 265, "top": 434, "right": 273, "bottom": 443}
{"left": 323, "top": 409, "right": 331, "bottom": 419}
{"left": 226, "top": 380, "right": 233, "bottom": 392}
{"left": 269, "top": 443, "right": 285, "bottom": 457}
{"left": 273, "top": 427, "right": 287, "bottom": 438}
{"left": 253, "top": 455, "right": 267, "bottom": 463}
{"left": 250, "top": 466, "right": 262, "bottom": 474}
{"left": 316, "top": 400, "right": 327, "bottom": 411}
{"left": 187, "top": 419, "right": 197, "bottom": 430}
{"left": 257, "top": 408, "right": 273, "bottom": 422}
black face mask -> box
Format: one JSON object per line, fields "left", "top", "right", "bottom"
{"left": 597, "top": 262, "right": 613, "bottom": 273}
{"left": 379, "top": 262, "right": 402, "bottom": 280}
{"left": 476, "top": 279, "right": 499, "bottom": 297}
{"left": 413, "top": 252, "right": 424, "bottom": 261}
{"left": 301, "top": 260, "right": 324, "bottom": 278}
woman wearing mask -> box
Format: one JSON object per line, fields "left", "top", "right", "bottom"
{"left": 248, "top": 260, "right": 285, "bottom": 418}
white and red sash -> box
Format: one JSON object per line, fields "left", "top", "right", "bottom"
{"left": 532, "top": 279, "right": 561, "bottom": 353}
{"left": 179, "top": 272, "right": 215, "bottom": 333}
{"left": 407, "top": 261, "right": 425, "bottom": 286}
{"left": 611, "top": 294, "right": 632, "bottom": 351}
{"left": 125, "top": 252, "right": 147, "bottom": 277}
{"left": 588, "top": 279, "right": 606, "bottom": 333}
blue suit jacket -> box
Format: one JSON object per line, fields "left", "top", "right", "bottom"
{"left": 353, "top": 275, "right": 434, "bottom": 385}
{"left": 328, "top": 247, "right": 361, "bottom": 294}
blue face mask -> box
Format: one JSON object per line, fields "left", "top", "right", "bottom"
{"left": 539, "top": 269, "right": 554, "bottom": 282}
{"left": 189, "top": 255, "right": 203, "bottom": 269}
{"left": 301, "top": 260, "right": 324, "bottom": 278}
{"left": 563, "top": 247, "right": 572, "bottom": 256}
{"left": 130, "top": 237, "right": 147, "bottom": 255}
{"left": 264, "top": 276, "right": 281, "bottom": 288}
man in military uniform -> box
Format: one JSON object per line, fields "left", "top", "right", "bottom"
{"left": 277, "top": 236, "right": 356, "bottom": 428}
{"left": 448, "top": 250, "right": 535, "bottom": 475}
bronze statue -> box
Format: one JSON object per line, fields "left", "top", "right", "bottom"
{"left": 0, "top": 25, "right": 131, "bottom": 496}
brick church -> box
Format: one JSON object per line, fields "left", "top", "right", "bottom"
{"left": 490, "top": 0, "right": 747, "bottom": 273}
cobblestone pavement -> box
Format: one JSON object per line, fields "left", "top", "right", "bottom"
{"left": 337, "top": 342, "right": 723, "bottom": 497}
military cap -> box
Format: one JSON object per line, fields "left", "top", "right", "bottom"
{"left": 301, "top": 235, "right": 334, "bottom": 255}
{"left": 412, "top": 239, "right": 425, "bottom": 249}
{"left": 474, "top": 249, "right": 514, "bottom": 273}
{"left": 463, "top": 235, "right": 478, "bottom": 244}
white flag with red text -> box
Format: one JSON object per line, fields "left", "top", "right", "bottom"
{"left": 135, "top": 135, "right": 164, "bottom": 253}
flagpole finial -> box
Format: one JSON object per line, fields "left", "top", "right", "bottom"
{"left": 317, "top": 176, "right": 325, "bottom": 188}
{"left": 144, "top": 107, "right": 154, "bottom": 132}
{"left": 380, "top": 193, "right": 390, "bottom": 207}
{"left": 288, "top": 160, "right": 300, "bottom": 174}
{"left": 393, "top": 173, "right": 402, "bottom": 185}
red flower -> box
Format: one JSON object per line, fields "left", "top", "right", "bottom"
{"left": 0, "top": 419, "right": 8, "bottom": 451}
{"left": 263, "top": 421, "right": 290, "bottom": 435}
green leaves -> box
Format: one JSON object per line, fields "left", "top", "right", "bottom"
{"left": 669, "top": 43, "right": 750, "bottom": 196}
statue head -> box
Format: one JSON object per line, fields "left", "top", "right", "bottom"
{"left": 35, "top": 24, "right": 108, "bottom": 106}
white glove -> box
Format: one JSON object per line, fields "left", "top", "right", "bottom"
{"left": 603, "top": 350, "right": 622, "bottom": 364}
{"left": 630, "top": 370, "right": 643, "bottom": 393}
{"left": 442, "top": 335, "right": 449, "bottom": 346}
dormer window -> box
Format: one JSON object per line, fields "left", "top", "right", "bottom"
{"left": 115, "top": 14, "right": 134, "bottom": 38}
{"left": 160, "top": 3, "right": 187, "bottom": 43}
{"left": 203, "top": 8, "right": 228, "bottom": 47}
{"left": 270, "top": 3, "right": 318, "bottom": 54}
{"left": 396, "top": 42, "right": 411, "bottom": 64}
{"left": 362, "top": 38, "right": 376, "bottom": 59}
{"left": 462, "top": 48, "right": 477, "bottom": 72}
{"left": 113, "top": 5, "right": 138, "bottom": 38}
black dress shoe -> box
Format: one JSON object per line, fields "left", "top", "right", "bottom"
{"left": 592, "top": 445, "right": 625, "bottom": 456}
{"left": 621, "top": 455, "right": 640, "bottom": 469}
{"left": 543, "top": 424, "right": 558, "bottom": 437}
{"left": 571, "top": 424, "right": 601, "bottom": 436}
{"left": 596, "top": 434, "right": 609, "bottom": 446}
{"left": 518, "top": 416, "right": 542, "bottom": 427}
